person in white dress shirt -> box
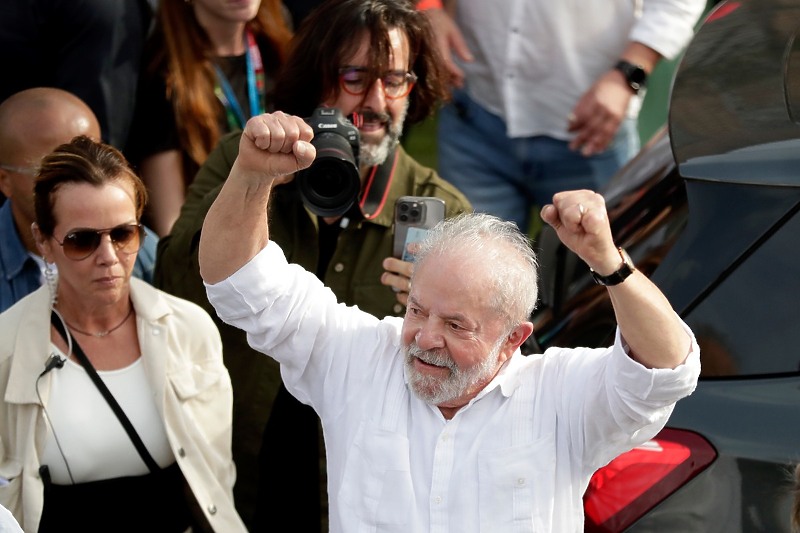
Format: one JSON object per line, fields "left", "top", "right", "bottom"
{"left": 198, "top": 111, "right": 701, "bottom": 532}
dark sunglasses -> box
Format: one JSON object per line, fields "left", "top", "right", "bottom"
{"left": 54, "top": 223, "right": 145, "bottom": 261}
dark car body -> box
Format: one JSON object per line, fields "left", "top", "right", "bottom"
{"left": 528, "top": 1, "right": 800, "bottom": 531}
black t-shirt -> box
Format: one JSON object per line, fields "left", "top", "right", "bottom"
{"left": 0, "top": 0, "right": 154, "bottom": 151}
{"left": 125, "top": 35, "right": 279, "bottom": 183}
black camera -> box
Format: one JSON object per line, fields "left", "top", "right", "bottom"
{"left": 296, "top": 107, "right": 361, "bottom": 217}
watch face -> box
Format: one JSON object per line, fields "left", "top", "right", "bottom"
{"left": 629, "top": 67, "right": 647, "bottom": 85}
{"left": 616, "top": 61, "right": 647, "bottom": 92}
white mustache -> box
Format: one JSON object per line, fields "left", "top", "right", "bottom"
{"left": 406, "top": 343, "right": 456, "bottom": 371}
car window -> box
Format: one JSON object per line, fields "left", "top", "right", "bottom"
{"left": 685, "top": 209, "right": 800, "bottom": 377}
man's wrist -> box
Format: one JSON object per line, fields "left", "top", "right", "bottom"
{"left": 614, "top": 60, "right": 648, "bottom": 95}
{"left": 590, "top": 248, "right": 636, "bottom": 286}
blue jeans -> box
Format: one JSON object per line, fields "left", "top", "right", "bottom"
{"left": 437, "top": 89, "right": 640, "bottom": 232}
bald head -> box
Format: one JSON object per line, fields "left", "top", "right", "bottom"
{"left": 0, "top": 88, "right": 101, "bottom": 253}
{"left": 0, "top": 87, "right": 101, "bottom": 167}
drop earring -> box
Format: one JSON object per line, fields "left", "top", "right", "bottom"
{"left": 45, "top": 262, "right": 58, "bottom": 307}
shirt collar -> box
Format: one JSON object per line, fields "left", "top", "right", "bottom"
{"left": 472, "top": 351, "right": 525, "bottom": 400}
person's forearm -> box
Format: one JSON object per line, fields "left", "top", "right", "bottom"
{"left": 198, "top": 158, "right": 272, "bottom": 284}
{"left": 608, "top": 272, "right": 691, "bottom": 369}
{"left": 199, "top": 112, "right": 315, "bottom": 284}
{"left": 541, "top": 191, "right": 691, "bottom": 369}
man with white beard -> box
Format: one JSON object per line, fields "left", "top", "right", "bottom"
{"left": 153, "top": 1, "right": 471, "bottom": 529}
{"left": 199, "top": 111, "right": 701, "bottom": 533}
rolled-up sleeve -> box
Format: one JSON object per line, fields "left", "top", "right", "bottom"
{"left": 609, "top": 322, "right": 701, "bottom": 403}
{"left": 632, "top": 0, "right": 707, "bottom": 59}
{"left": 205, "top": 243, "right": 287, "bottom": 320}
{"left": 577, "top": 319, "right": 700, "bottom": 469}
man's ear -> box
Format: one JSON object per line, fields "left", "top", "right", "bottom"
{"left": 499, "top": 321, "right": 535, "bottom": 361}
{"left": 0, "top": 169, "right": 11, "bottom": 198}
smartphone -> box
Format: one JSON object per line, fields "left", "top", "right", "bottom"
{"left": 393, "top": 196, "right": 446, "bottom": 260}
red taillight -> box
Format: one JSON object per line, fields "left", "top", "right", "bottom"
{"left": 583, "top": 428, "right": 717, "bottom": 532}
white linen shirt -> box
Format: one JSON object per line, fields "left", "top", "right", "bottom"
{"left": 453, "top": 0, "right": 707, "bottom": 138}
{"left": 207, "top": 242, "right": 700, "bottom": 533}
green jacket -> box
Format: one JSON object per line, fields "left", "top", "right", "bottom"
{"left": 154, "top": 130, "right": 472, "bottom": 522}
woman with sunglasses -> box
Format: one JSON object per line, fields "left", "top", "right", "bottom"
{"left": 0, "top": 136, "right": 245, "bottom": 532}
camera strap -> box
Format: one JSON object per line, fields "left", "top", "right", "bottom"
{"left": 360, "top": 147, "right": 399, "bottom": 220}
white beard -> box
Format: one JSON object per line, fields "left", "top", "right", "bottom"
{"left": 404, "top": 337, "right": 504, "bottom": 406}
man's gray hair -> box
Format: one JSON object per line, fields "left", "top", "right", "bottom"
{"left": 413, "top": 212, "right": 539, "bottom": 326}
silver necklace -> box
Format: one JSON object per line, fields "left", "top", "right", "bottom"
{"left": 63, "top": 306, "right": 134, "bottom": 338}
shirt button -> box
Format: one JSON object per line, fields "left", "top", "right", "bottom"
{"left": 433, "top": 496, "right": 442, "bottom": 505}
{"left": 208, "top": 504, "right": 217, "bottom": 515}
{"left": 152, "top": 328, "right": 160, "bottom": 336}
{"left": 393, "top": 303, "right": 404, "bottom": 314}
{"left": 333, "top": 263, "right": 345, "bottom": 273}
{"left": 517, "top": 477, "right": 526, "bottom": 486}
{"left": 178, "top": 448, "right": 186, "bottom": 457}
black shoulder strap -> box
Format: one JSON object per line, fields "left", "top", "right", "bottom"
{"left": 50, "top": 311, "right": 160, "bottom": 474}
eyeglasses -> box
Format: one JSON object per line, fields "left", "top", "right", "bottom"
{"left": 54, "top": 223, "right": 145, "bottom": 261}
{"left": 339, "top": 67, "right": 418, "bottom": 99}
{"left": 0, "top": 163, "right": 37, "bottom": 176}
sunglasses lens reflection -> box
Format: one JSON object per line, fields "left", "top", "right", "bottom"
{"left": 109, "top": 226, "right": 140, "bottom": 248}
{"left": 63, "top": 232, "right": 100, "bottom": 259}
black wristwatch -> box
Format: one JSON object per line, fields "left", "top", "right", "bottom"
{"left": 614, "top": 60, "right": 648, "bottom": 94}
{"left": 591, "top": 247, "right": 636, "bottom": 286}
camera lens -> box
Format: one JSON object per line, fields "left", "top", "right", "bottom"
{"left": 297, "top": 132, "right": 360, "bottom": 217}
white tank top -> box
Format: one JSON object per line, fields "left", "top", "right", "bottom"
{"left": 40, "top": 346, "right": 175, "bottom": 484}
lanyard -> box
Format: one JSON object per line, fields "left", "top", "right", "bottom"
{"left": 214, "top": 29, "right": 265, "bottom": 130}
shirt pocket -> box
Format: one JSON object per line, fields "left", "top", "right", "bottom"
{"left": 338, "top": 422, "right": 414, "bottom": 532}
{"left": 478, "top": 433, "right": 556, "bottom": 532}
{"left": 167, "top": 359, "right": 231, "bottom": 440}
{"left": 168, "top": 359, "right": 225, "bottom": 401}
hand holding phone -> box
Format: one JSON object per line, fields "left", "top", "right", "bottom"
{"left": 393, "top": 196, "right": 446, "bottom": 261}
